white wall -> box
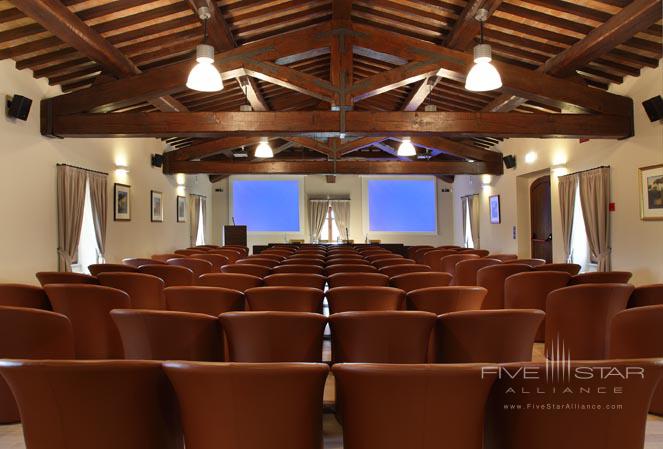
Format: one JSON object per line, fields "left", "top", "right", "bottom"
{"left": 452, "top": 65, "right": 663, "bottom": 285}
{"left": 0, "top": 60, "right": 213, "bottom": 284}
{"left": 212, "top": 174, "right": 455, "bottom": 250}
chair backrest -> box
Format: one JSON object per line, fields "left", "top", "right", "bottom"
{"left": 207, "top": 249, "right": 241, "bottom": 263}
{"left": 221, "top": 245, "right": 248, "bottom": 257}
{"left": 453, "top": 258, "right": 502, "bottom": 286}
{"left": 88, "top": 264, "right": 137, "bottom": 276}
{"left": 476, "top": 264, "right": 532, "bottom": 309}
{"left": 532, "top": 263, "right": 581, "bottom": 275}
{"left": 327, "top": 286, "right": 405, "bottom": 314}
{"left": 488, "top": 254, "right": 518, "bottom": 262}
{"left": 138, "top": 264, "right": 195, "bottom": 287}
{"left": 272, "top": 264, "right": 324, "bottom": 275}
{"left": 436, "top": 309, "right": 544, "bottom": 363}
{"left": 0, "top": 307, "right": 74, "bottom": 424}
{"left": 35, "top": 272, "right": 98, "bottom": 286}
{"left": 0, "top": 360, "right": 183, "bottom": 449}
{"left": 406, "top": 245, "right": 433, "bottom": 260}
{"left": 122, "top": 257, "right": 165, "bottom": 268}
{"left": 413, "top": 246, "right": 435, "bottom": 264}
{"left": 372, "top": 258, "right": 415, "bottom": 269}
{"left": 220, "top": 263, "right": 271, "bottom": 278}
{"left": 503, "top": 258, "right": 547, "bottom": 267}
{"left": 220, "top": 312, "right": 326, "bottom": 362}
{"left": 151, "top": 253, "right": 185, "bottom": 262}
{"left": 458, "top": 249, "right": 490, "bottom": 257}
{"left": 379, "top": 264, "right": 432, "bottom": 277}
{"left": 162, "top": 362, "right": 327, "bottom": 449}
{"left": 44, "top": 285, "right": 129, "bottom": 359}
{"left": 422, "top": 249, "right": 457, "bottom": 271}
{"left": 545, "top": 283, "right": 633, "bottom": 360}
{"left": 190, "top": 253, "right": 229, "bottom": 271}
{"left": 326, "top": 258, "right": 371, "bottom": 266}
{"left": 327, "top": 254, "right": 364, "bottom": 260}
{"left": 167, "top": 258, "right": 213, "bottom": 278}
{"left": 97, "top": 272, "right": 165, "bottom": 310}
{"left": 504, "top": 271, "right": 571, "bottom": 342}
{"left": 261, "top": 249, "right": 294, "bottom": 257}
{"left": 390, "top": 272, "right": 453, "bottom": 293}
{"left": 364, "top": 253, "right": 399, "bottom": 262}
{"left": 111, "top": 309, "right": 223, "bottom": 361}
{"left": 406, "top": 286, "right": 487, "bottom": 314}
{"left": 327, "top": 273, "right": 389, "bottom": 288}
{"left": 333, "top": 363, "right": 495, "bottom": 449}
{"left": 236, "top": 258, "right": 279, "bottom": 268}
{"left": 280, "top": 258, "right": 325, "bottom": 267}
{"left": 164, "top": 286, "right": 244, "bottom": 316}
{"left": 628, "top": 283, "right": 663, "bottom": 308}
{"left": 198, "top": 273, "right": 263, "bottom": 292}
{"left": 174, "top": 249, "right": 199, "bottom": 256}
{"left": 0, "top": 283, "right": 51, "bottom": 309}
{"left": 263, "top": 273, "right": 327, "bottom": 289}
{"left": 249, "top": 253, "right": 284, "bottom": 262}
{"left": 484, "top": 359, "right": 663, "bottom": 449}
{"left": 329, "top": 311, "right": 436, "bottom": 363}
{"left": 440, "top": 254, "right": 480, "bottom": 276}
{"left": 244, "top": 286, "right": 324, "bottom": 313}
{"left": 325, "top": 264, "right": 378, "bottom": 275}
{"left": 569, "top": 271, "right": 633, "bottom": 285}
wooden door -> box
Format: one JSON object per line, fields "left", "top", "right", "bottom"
{"left": 530, "top": 175, "right": 552, "bottom": 262}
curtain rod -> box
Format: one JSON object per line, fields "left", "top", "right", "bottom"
{"left": 188, "top": 193, "right": 207, "bottom": 198}
{"left": 57, "top": 163, "right": 108, "bottom": 176}
{"left": 559, "top": 165, "right": 610, "bottom": 178}
{"left": 461, "top": 193, "right": 479, "bottom": 199}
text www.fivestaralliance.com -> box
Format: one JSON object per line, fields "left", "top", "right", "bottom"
{"left": 503, "top": 403, "right": 624, "bottom": 411}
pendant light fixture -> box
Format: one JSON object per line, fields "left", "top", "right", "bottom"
{"left": 465, "top": 8, "right": 502, "bottom": 92}
{"left": 186, "top": 7, "right": 224, "bottom": 92}
{"left": 254, "top": 138, "right": 273, "bottom": 158}
{"left": 397, "top": 137, "right": 416, "bottom": 157}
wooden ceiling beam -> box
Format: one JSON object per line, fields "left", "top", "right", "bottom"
{"left": 242, "top": 60, "right": 335, "bottom": 102}
{"left": 282, "top": 137, "right": 335, "bottom": 157}
{"left": 336, "top": 137, "right": 387, "bottom": 156}
{"left": 351, "top": 61, "right": 441, "bottom": 103}
{"left": 330, "top": 25, "right": 354, "bottom": 109}
{"left": 163, "top": 159, "right": 503, "bottom": 176}
{"left": 444, "top": 0, "right": 503, "bottom": 51}
{"left": 236, "top": 75, "right": 270, "bottom": 111}
{"left": 401, "top": 76, "right": 441, "bottom": 111}
{"left": 186, "top": 0, "right": 235, "bottom": 50}
{"left": 47, "top": 111, "right": 632, "bottom": 139}
{"left": 332, "top": 0, "right": 353, "bottom": 20}
{"left": 395, "top": 136, "right": 503, "bottom": 163}
{"left": 167, "top": 136, "right": 266, "bottom": 161}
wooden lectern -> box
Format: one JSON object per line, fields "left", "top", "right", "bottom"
{"left": 223, "top": 225, "right": 247, "bottom": 246}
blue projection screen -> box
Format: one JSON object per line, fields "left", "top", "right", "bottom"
{"left": 232, "top": 179, "right": 300, "bottom": 232}
{"left": 368, "top": 179, "right": 436, "bottom": 232}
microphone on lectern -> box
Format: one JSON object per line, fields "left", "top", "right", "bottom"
{"left": 232, "top": 217, "right": 236, "bottom": 225}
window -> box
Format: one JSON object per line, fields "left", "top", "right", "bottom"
{"left": 319, "top": 204, "right": 340, "bottom": 242}
{"left": 464, "top": 204, "right": 474, "bottom": 249}
{"left": 73, "top": 181, "right": 100, "bottom": 274}
{"left": 570, "top": 185, "right": 595, "bottom": 272}
{"left": 195, "top": 200, "right": 205, "bottom": 246}
{"left": 367, "top": 179, "right": 436, "bottom": 232}
{"left": 232, "top": 179, "right": 300, "bottom": 232}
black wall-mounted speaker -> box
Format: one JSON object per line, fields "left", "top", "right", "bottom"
{"left": 503, "top": 154, "right": 517, "bottom": 169}
{"left": 7, "top": 94, "right": 32, "bottom": 121}
{"left": 642, "top": 95, "right": 663, "bottom": 122}
{"left": 151, "top": 154, "right": 164, "bottom": 168}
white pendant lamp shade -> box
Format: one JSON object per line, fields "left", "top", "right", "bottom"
{"left": 465, "top": 42, "right": 502, "bottom": 92}
{"left": 187, "top": 44, "right": 224, "bottom": 92}
{"left": 397, "top": 137, "right": 416, "bottom": 157}
{"left": 255, "top": 139, "right": 273, "bottom": 158}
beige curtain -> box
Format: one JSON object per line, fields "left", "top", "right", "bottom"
{"left": 461, "top": 196, "right": 469, "bottom": 247}
{"left": 308, "top": 200, "right": 328, "bottom": 242}
{"left": 579, "top": 167, "right": 611, "bottom": 271}
{"left": 56, "top": 165, "right": 87, "bottom": 271}
{"left": 87, "top": 171, "right": 108, "bottom": 262}
{"left": 558, "top": 173, "right": 578, "bottom": 263}
{"left": 200, "top": 197, "right": 207, "bottom": 245}
{"left": 469, "top": 194, "right": 480, "bottom": 249}
{"left": 188, "top": 195, "right": 201, "bottom": 247}
{"left": 331, "top": 200, "right": 351, "bottom": 241}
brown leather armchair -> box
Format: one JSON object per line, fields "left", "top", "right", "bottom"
{"left": 219, "top": 311, "right": 326, "bottom": 362}
{"left": 280, "top": 258, "right": 325, "bottom": 267}
{"left": 569, "top": 271, "right": 633, "bottom": 285}
{"left": 325, "top": 264, "right": 378, "bottom": 275}
{"left": 164, "top": 286, "right": 244, "bottom": 316}
{"left": 325, "top": 258, "right": 371, "bottom": 266}
{"left": 413, "top": 246, "right": 435, "bottom": 264}
{"left": 489, "top": 254, "right": 518, "bottom": 262}
{"left": 327, "top": 272, "right": 389, "bottom": 288}
{"left": 453, "top": 258, "right": 502, "bottom": 286}
{"left": 167, "top": 258, "right": 213, "bottom": 278}
{"left": 436, "top": 309, "right": 544, "bottom": 363}
{"left": 628, "top": 283, "right": 663, "bottom": 308}
{"left": 244, "top": 286, "right": 324, "bottom": 313}
{"left": 250, "top": 253, "right": 284, "bottom": 262}
{"left": 545, "top": 283, "right": 633, "bottom": 360}
{"left": 0, "top": 307, "right": 74, "bottom": 424}
{"left": 327, "top": 286, "right": 405, "bottom": 314}
{"left": 477, "top": 264, "right": 532, "bottom": 309}
{"left": 459, "top": 249, "right": 490, "bottom": 257}
{"left": 440, "top": 254, "right": 480, "bottom": 276}
{"left": 263, "top": 273, "right": 327, "bottom": 289}
{"left": 407, "top": 245, "right": 433, "bottom": 260}
{"left": 379, "top": 264, "right": 432, "bottom": 277}
{"left": 111, "top": 309, "right": 223, "bottom": 361}
{"left": 35, "top": 272, "right": 98, "bottom": 286}
{"left": 390, "top": 272, "right": 454, "bottom": 293}
{"left": 0, "top": 360, "right": 183, "bottom": 449}
{"left": 610, "top": 305, "right": 663, "bottom": 415}
{"left": 422, "top": 249, "right": 457, "bottom": 271}
{"left": 174, "top": 249, "right": 199, "bottom": 256}
{"left": 504, "top": 270, "right": 571, "bottom": 341}
{"left": 88, "top": 263, "right": 138, "bottom": 276}
{"left": 0, "top": 283, "right": 51, "bottom": 309}
{"left": 272, "top": 264, "right": 324, "bottom": 275}
{"left": 97, "top": 272, "right": 166, "bottom": 310}
{"left": 372, "top": 258, "right": 416, "bottom": 269}
{"left": 236, "top": 258, "right": 279, "bottom": 268}
{"left": 208, "top": 249, "right": 241, "bottom": 263}
{"left": 163, "top": 362, "right": 328, "bottom": 449}
{"left": 365, "top": 253, "right": 402, "bottom": 263}
{"left": 189, "top": 253, "right": 229, "bottom": 271}
{"left": 503, "top": 258, "right": 547, "bottom": 267}
{"left": 138, "top": 264, "right": 195, "bottom": 287}
{"left": 151, "top": 253, "right": 184, "bottom": 262}
{"left": 198, "top": 272, "right": 263, "bottom": 291}
{"left": 329, "top": 311, "right": 435, "bottom": 364}
{"left": 532, "top": 263, "right": 581, "bottom": 275}
{"left": 221, "top": 263, "right": 271, "bottom": 277}
{"left": 45, "top": 284, "right": 130, "bottom": 359}
{"left": 122, "top": 257, "right": 165, "bottom": 268}
{"left": 333, "top": 363, "right": 495, "bottom": 449}
{"left": 406, "top": 286, "right": 487, "bottom": 314}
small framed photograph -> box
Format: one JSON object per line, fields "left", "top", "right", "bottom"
{"left": 489, "top": 194, "right": 501, "bottom": 224}
{"left": 151, "top": 190, "right": 163, "bottom": 222}
{"left": 639, "top": 164, "right": 663, "bottom": 220}
{"left": 176, "top": 196, "right": 186, "bottom": 223}
{"left": 114, "top": 183, "right": 131, "bottom": 221}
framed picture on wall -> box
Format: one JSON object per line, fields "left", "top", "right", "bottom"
{"left": 639, "top": 164, "right": 663, "bottom": 220}
{"left": 151, "top": 190, "right": 163, "bottom": 222}
{"left": 489, "top": 194, "right": 501, "bottom": 224}
{"left": 176, "top": 196, "right": 186, "bottom": 222}
{"left": 113, "top": 183, "right": 131, "bottom": 221}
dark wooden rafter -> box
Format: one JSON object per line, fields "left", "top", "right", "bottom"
{"left": 281, "top": 137, "right": 335, "bottom": 158}
{"left": 444, "top": 0, "right": 504, "bottom": 51}
{"left": 336, "top": 137, "right": 387, "bottom": 156}
{"left": 167, "top": 136, "right": 266, "bottom": 161}
{"left": 396, "top": 136, "right": 503, "bottom": 163}
{"left": 236, "top": 75, "right": 269, "bottom": 111}
{"left": 186, "top": 0, "right": 235, "bottom": 50}
{"left": 401, "top": 76, "right": 441, "bottom": 111}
